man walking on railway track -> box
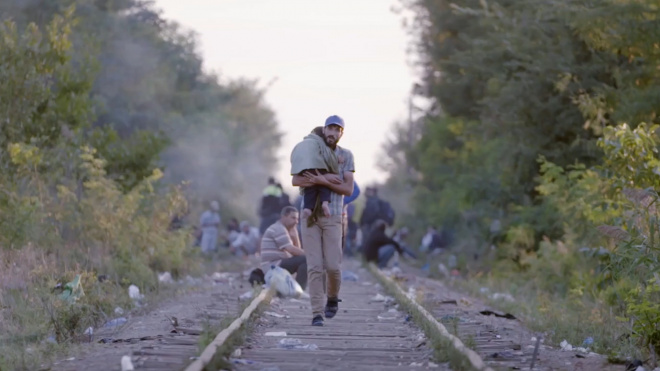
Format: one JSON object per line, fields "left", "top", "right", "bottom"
{"left": 292, "top": 115, "right": 355, "bottom": 327}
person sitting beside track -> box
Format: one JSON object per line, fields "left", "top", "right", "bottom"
{"left": 257, "top": 206, "right": 307, "bottom": 290}
{"left": 363, "top": 219, "right": 417, "bottom": 268}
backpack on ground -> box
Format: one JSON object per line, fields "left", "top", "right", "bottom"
{"left": 248, "top": 268, "right": 265, "bottom": 286}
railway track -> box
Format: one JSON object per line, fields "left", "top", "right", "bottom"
{"left": 51, "top": 272, "right": 250, "bottom": 371}
{"left": 52, "top": 257, "right": 623, "bottom": 371}
{"left": 374, "top": 263, "right": 623, "bottom": 371}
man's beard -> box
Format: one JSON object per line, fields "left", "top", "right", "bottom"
{"left": 324, "top": 135, "right": 338, "bottom": 150}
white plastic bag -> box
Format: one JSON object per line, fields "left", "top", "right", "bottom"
{"left": 264, "top": 265, "right": 303, "bottom": 298}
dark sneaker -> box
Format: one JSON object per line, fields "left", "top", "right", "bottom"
{"left": 324, "top": 297, "right": 342, "bottom": 319}
{"left": 311, "top": 315, "right": 324, "bottom": 326}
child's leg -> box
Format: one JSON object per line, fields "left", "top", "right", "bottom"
{"left": 318, "top": 186, "right": 332, "bottom": 217}
{"left": 302, "top": 186, "right": 319, "bottom": 218}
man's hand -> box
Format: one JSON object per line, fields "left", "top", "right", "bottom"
{"left": 303, "top": 170, "right": 328, "bottom": 185}
{"left": 302, "top": 170, "right": 342, "bottom": 185}
{"left": 324, "top": 173, "right": 342, "bottom": 184}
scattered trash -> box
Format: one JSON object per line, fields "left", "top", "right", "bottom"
{"left": 265, "top": 265, "right": 304, "bottom": 298}
{"left": 239, "top": 291, "right": 253, "bottom": 300}
{"left": 436, "top": 263, "right": 449, "bottom": 278}
{"left": 121, "top": 355, "right": 134, "bottom": 371}
{"left": 59, "top": 275, "right": 84, "bottom": 303}
{"left": 559, "top": 339, "right": 589, "bottom": 353}
{"left": 84, "top": 327, "right": 93, "bottom": 336}
{"left": 447, "top": 254, "right": 457, "bottom": 268}
{"left": 278, "top": 338, "right": 301, "bottom": 348}
{"left": 212, "top": 272, "right": 233, "bottom": 282}
{"left": 376, "top": 308, "right": 399, "bottom": 320}
{"left": 406, "top": 286, "right": 416, "bottom": 299}
{"left": 183, "top": 275, "right": 201, "bottom": 285}
{"left": 66, "top": 357, "right": 75, "bottom": 361}
{"left": 277, "top": 338, "right": 318, "bottom": 350}
{"left": 490, "top": 292, "right": 515, "bottom": 302}
{"left": 265, "top": 331, "right": 287, "bottom": 337}
{"left": 479, "top": 309, "right": 517, "bottom": 320}
{"left": 625, "top": 360, "right": 644, "bottom": 371}
{"left": 230, "top": 358, "right": 255, "bottom": 365}
{"left": 158, "top": 272, "right": 173, "bottom": 283}
{"left": 232, "top": 348, "right": 242, "bottom": 357}
{"left": 264, "top": 311, "right": 287, "bottom": 318}
{"left": 489, "top": 351, "right": 515, "bottom": 359}
{"left": 370, "top": 293, "right": 393, "bottom": 302}
{"left": 439, "top": 314, "right": 468, "bottom": 323}
{"left": 128, "top": 285, "right": 143, "bottom": 301}
{"left": 114, "top": 307, "right": 124, "bottom": 315}
{"left": 409, "top": 362, "right": 424, "bottom": 367}
{"left": 404, "top": 314, "right": 412, "bottom": 322}
{"left": 341, "top": 270, "right": 359, "bottom": 281}
{"left": 582, "top": 337, "right": 594, "bottom": 346}
{"left": 104, "top": 317, "right": 128, "bottom": 328}
{"left": 495, "top": 334, "right": 501, "bottom": 339}
{"left": 45, "top": 335, "right": 57, "bottom": 344}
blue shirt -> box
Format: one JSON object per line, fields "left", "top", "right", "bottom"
{"left": 344, "top": 181, "right": 360, "bottom": 205}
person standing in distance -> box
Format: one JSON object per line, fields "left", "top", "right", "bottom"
{"left": 291, "top": 115, "right": 355, "bottom": 327}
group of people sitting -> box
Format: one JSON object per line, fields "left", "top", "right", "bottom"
{"left": 195, "top": 201, "right": 262, "bottom": 258}
{"left": 193, "top": 188, "right": 452, "bottom": 292}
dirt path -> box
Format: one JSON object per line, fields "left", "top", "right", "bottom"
{"left": 50, "top": 269, "right": 252, "bottom": 371}
{"left": 393, "top": 262, "right": 624, "bottom": 371}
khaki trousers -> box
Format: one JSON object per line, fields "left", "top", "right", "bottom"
{"left": 302, "top": 214, "right": 343, "bottom": 316}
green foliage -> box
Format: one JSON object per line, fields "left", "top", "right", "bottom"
{"left": 626, "top": 280, "right": 660, "bottom": 355}
{"left": 0, "top": 7, "right": 93, "bottom": 159}
{"left": 0, "top": 2, "right": 282, "bottom": 369}
{"left": 89, "top": 127, "right": 171, "bottom": 191}
{"left": 388, "top": 0, "right": 660, "bottom": 360}
{"left": 599, "top": 123, "right": 660, "bottom": 190}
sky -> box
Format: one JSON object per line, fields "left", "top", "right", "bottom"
{"left": 156, "top": 0, "right": 416, "bottom": 189}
